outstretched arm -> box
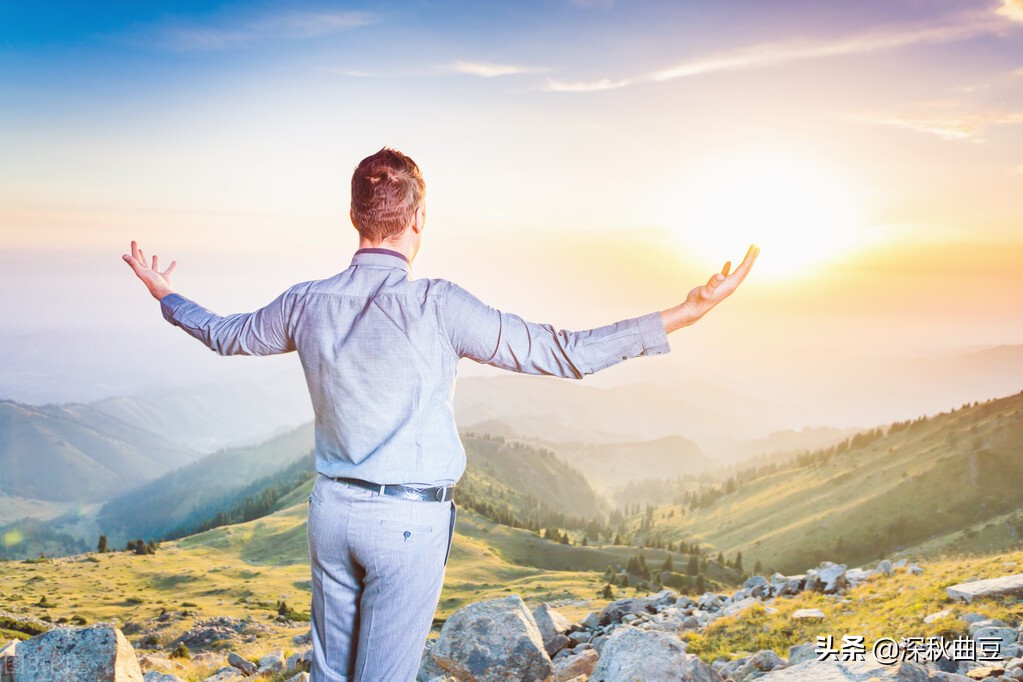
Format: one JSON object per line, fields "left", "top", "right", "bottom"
{"left": 121, "top": 240, "right": 296, "bottom": 356}
{"left": 439, "top": 244, "right": 759, "bottom": 379}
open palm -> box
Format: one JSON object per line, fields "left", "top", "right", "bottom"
{"left": 122, "top": 240, "right": 177, "bottom": 301}
{"left": 682, "top": 244, "right": 759, "bottom": 323}
{"left": 662, "top": 244, "right": 761, "bottom": 335}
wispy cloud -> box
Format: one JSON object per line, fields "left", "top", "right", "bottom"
{"left": 543, "top": 77, "right": 632, "bottom": 92}
{"left": 848, "top": 108, "right": 1023, "bottom": 142}
{"left": 448, "top": 60, "right": 546, "bottom": 78}
{"left": 545, "top": 9, "right": 1015, "bottom": 92}
{"left": 1015, "top": 67, "right": 1023, "bottom": 76}
{"left": 149, "top": 10, "right": 375, "bottom": 51}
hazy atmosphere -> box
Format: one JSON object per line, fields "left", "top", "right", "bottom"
{"left": 2, "top": 3, "right": 1023, "bottom": 680}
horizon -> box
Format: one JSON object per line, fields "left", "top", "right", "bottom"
{"left": 2, "top": 0, "right": 1022, "bottom": 420}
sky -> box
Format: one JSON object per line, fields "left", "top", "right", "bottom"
{"left": 1, "top": 0, "right": 1022, "bottom": 415}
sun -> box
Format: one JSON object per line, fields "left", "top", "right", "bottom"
{"left": 665, "top": 151, "right": 865, "bottom": 280}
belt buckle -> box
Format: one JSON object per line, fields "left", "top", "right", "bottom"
{"left": 434, "top": 487, "right": 445, "bottom": 502}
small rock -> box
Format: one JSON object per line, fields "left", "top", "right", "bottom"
{"left": 143, "top": 673, "right": 185, "bottom": 682}
{"left": 791, "top": 608, "right": 826, "bottom": 620}
{"left": 285, "top": 673, "right": 310, "bottom": 682}
{"left": 554, "top": 649, "right": 599, "bottom": 682}
{"left": 201, "top": 668, "right": 245, "bottom": 682}
{"left": 545, "top": 633, "right": 571, "bottom": 657}
{"left": 227, "top": 652, "right": 257, "bottom": 675}
{"left": 924, "top": 609, "right": 953, "bottom": 624}
{"left": 533, "top": 604, "right": 573, "bottom": 647}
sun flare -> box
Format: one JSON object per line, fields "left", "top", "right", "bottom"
{"left": 666, "top": 151, "right": 866, "bottom": 280}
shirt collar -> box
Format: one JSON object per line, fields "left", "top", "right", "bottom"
{"left": 350, "top": 247, "right": 411, "bottom": 273}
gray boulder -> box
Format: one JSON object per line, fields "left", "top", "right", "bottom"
{"left": 947, "top": 573, "right": 1023, "bottom": 603}
{"left": 730, "top": 649, "right": 787, "bottom": 681}
{"left": 787, "top": 643, "right": 818, "bottom": 665}
{"left": 877, "top": 559, "right": 893, "bottom": 575}
{"left": 589, "top": 626, "right": 721, "bottom": 682}
{"left": 722, "top": 597, "right": 760, "bottom": 618}
{"left": 285, "top": 648, "right": 312, "bottom": 673}
{"left": 201, "top": 668, "right": 245, "bottom": 682}
{"left": 257, "top": 650, "right": 285, "bottom": 675}
{"left": 430, "top": 595, "right": 552, "bottom": 681}
{"left": 143, "top": 673, "right": 185, "bottom": 682}
{"left": 600, "top": 596, "right": 654, "bottom": 625}
{"left": 532, "top": 604, "right": 573, "bottom": 655}
{"left": 14, "top": 626, "right": 143, "bottom": 682}
{"left": 418, "top": 638, "right": 448, "bottom": 681}
{"left": 816, "top": 562, "right": 848, "bottom": 593}
{"left": 757, "top": 657, "right": 928, "bottom": 681}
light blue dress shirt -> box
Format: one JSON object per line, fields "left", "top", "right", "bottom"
{"left": 160, "top": 248, "right": 672, "bottom": 486}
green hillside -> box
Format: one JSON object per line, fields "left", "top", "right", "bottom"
{"left": 630, "top": 390, "right": 1023, "bottom": 573}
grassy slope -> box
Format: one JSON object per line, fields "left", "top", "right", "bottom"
{"left": 7, "top": 505, "right": 1023, "bottom": 677}
{"left": 637, "top": 391, "right": 1023, "bottom": 573}
{"left": 0, "top": 495, "right": 650, "bottom": 680}
{"left": 685, "top": 549, "right": 1023, "bottom": 664}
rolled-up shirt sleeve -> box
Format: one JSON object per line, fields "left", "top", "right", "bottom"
{"left": 159, "top": 289, "right": 297, "bottom": 356}
{"left": 438, "top": 281, "right": 671, "bottom": 379}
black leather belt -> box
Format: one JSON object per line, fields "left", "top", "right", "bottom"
{"left": 332, "top": 476, "right": 455, "bottom": 503}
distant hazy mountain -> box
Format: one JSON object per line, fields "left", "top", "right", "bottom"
{"left": 548, "top": 435, "right": 712, "bottom": 493}
{"left": 453, "top": 375, "right": 782, "bottom": 457}
{"left": 88, "top": 372, "right": 312, "bottom": 454}
{"left": 0, "top": 399, "right": 198, "bottom": 502}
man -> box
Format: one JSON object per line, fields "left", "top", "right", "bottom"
{"left": 122, "top": 147, "right": 758, "bottom": 681}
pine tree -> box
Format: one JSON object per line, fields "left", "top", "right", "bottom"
{"left": 686, "top": 554, "right": 698, "bottom": 576}
{"left": 96, "top": 535, "right": 108, "bottom": 553}
{"left": 695, "top": 573, "right": 706, "bottom": 593}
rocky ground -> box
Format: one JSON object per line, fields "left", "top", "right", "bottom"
{"left": 3, "top": 558, "right": 1023, "bottom": 681}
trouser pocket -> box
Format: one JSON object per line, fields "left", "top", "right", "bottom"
{"left": 444, "top": 500, "right": 456, "bottom": 566}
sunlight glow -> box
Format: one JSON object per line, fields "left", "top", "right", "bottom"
{"left": 667, "top": 152, "right": 866, "bottom": 279}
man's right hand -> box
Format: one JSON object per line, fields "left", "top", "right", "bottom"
{"left": 122, "top": 240, "right": 178, "bottom": 301}
{"left": 660, "top": 244, "right": 759, "bottom": 333}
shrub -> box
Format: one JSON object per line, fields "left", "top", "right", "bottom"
{"left": 170, "top": 643, "right": 191, "bottom": 659}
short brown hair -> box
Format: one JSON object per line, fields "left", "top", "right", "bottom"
{"left": 350, "top": 147, "right": 425, "bottom": 243}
